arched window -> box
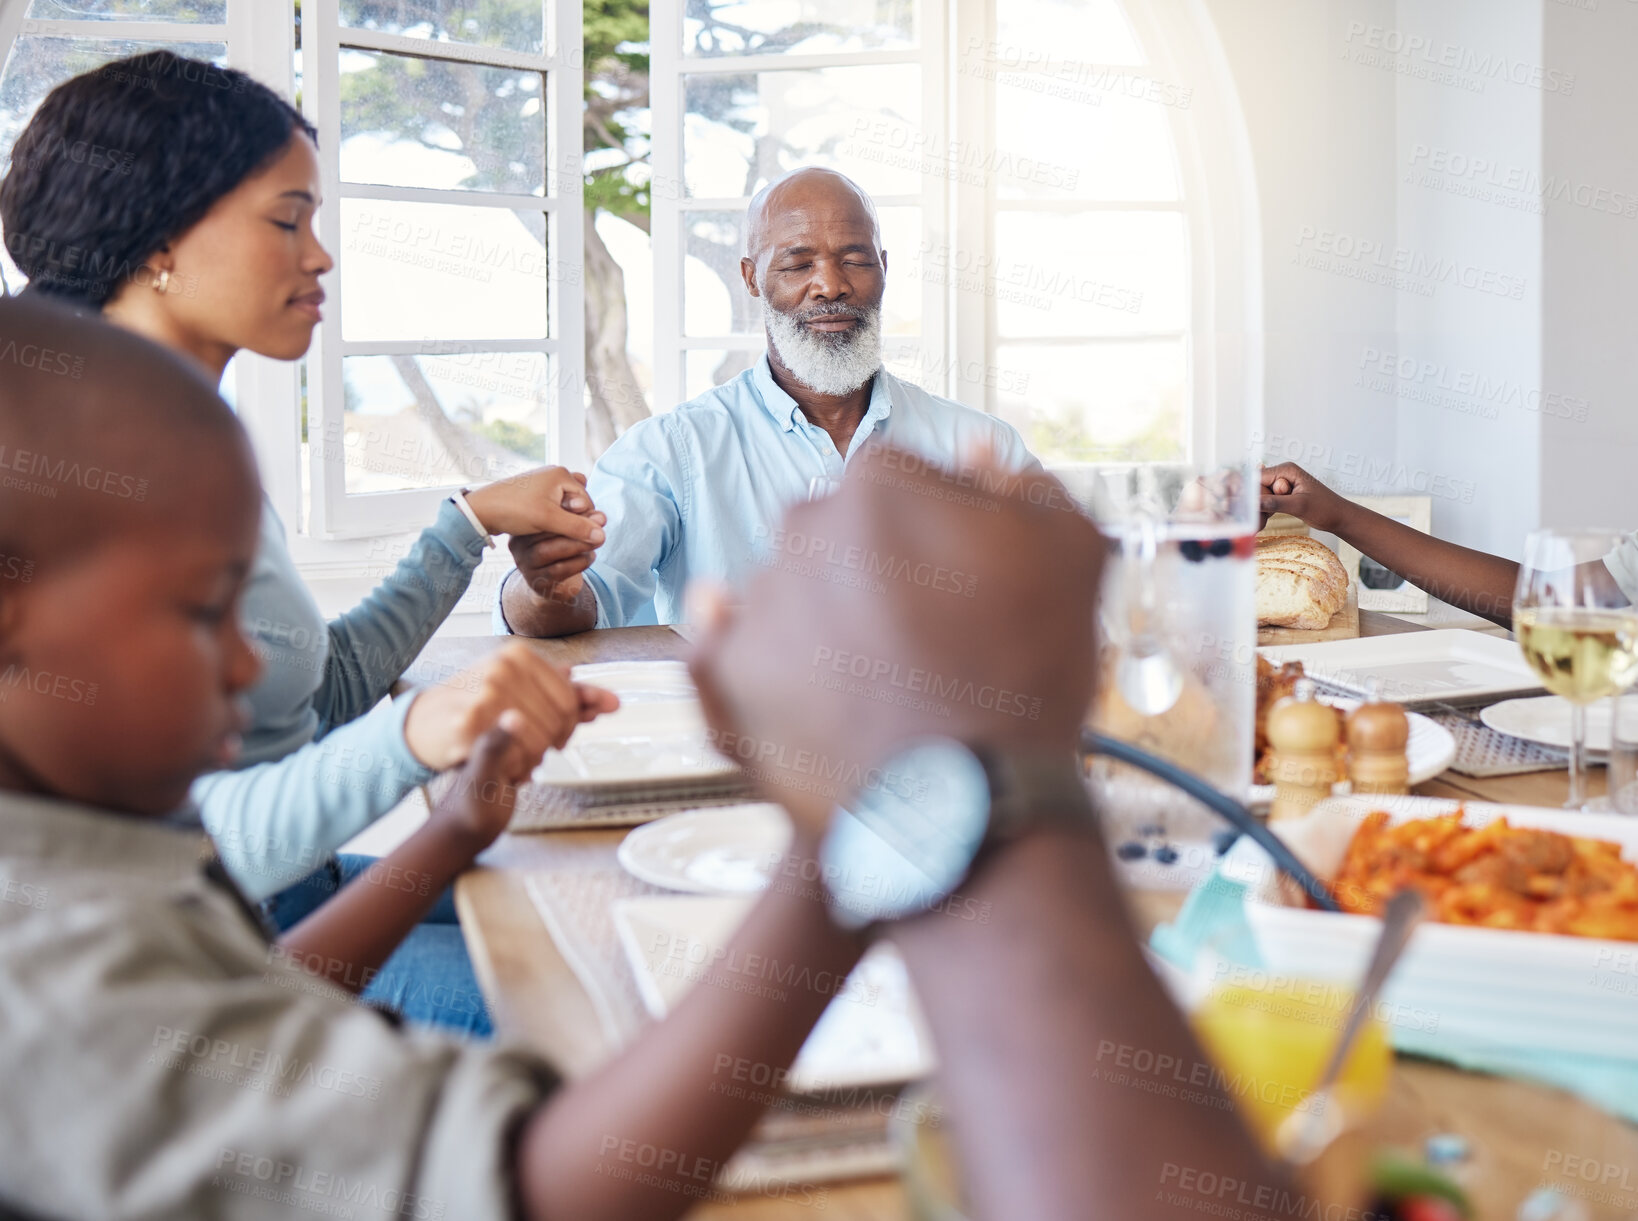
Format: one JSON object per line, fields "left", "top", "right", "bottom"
{"left": 651, "top": 0, "right": 1262, "bottom": 475}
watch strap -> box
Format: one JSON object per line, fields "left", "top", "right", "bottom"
{"left": 972, "top": 748, "right": 1097, "bottom": 847}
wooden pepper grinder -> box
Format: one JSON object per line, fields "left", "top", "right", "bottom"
{"left": 1346, "top": 685, "right": 1410, "bottom": 796}
{"left": 1266, "top": 679, "right": 1341, "bottom": 821}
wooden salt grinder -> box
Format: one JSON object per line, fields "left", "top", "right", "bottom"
{"left": 1346, "top": 698, "right": 1410, "bottom": 796}
{"left": 1267, "top": 679, "right": 1341, "bottom": 821}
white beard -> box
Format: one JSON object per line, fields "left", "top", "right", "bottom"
{"left": 762, "top": 298, "right": 883, "bottom": 397}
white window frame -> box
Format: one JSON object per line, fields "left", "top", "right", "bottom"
{"left": 649, "top": 1, "right": 950, "bottom": 412}
{"left": 299, "top": 0, "right": 584, "bottom": 541}
{"left": 228, "top": 0, "right": 305, "bottom": 534}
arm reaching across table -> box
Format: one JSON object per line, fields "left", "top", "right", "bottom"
{"left": 1259, "top": 462, "right": 1523, "bottom": 625}
{"left": 1260, "top": 462, "right": 1633, "bottom": 626}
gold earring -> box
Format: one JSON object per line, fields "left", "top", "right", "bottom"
{"left": 154, "top": 269, "right": 171, "bottom": 294}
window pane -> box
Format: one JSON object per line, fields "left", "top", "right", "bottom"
{"left": 991, "top": 211, "right": 1187, "bottom": 338}
{"left": 339, "top": 199, "right": 549, "bottom": 341}
{"left": 685, "top": 0, "right": 914, "bottom": 57}
{"left": 339, "top": 50, "right": 545, "bottom": 195}
{"left": 338, "top": 0, "right": 544, "bottom": 56}
{"left": 684, "top": 349, "right": 758, "bottom": 401}
{"left": 880, "top": 340, "right": 940, "bottom": 393}
{"left": 683, "top": 205, "right": 920, "bottom": 338}
{"left": 335, "top": 352, "right": 551, "bottom": 493}
{"left": 885, "top": 342, "right": 1033, "bottom": 404}
{"left": 877, "top": 205, "right": 920, "bottom": 338}
{"left": 26, "top": 0, "right": 225, "bottom": 19}
{"left": 994, "top": 84, "right": 1179, "bottom": 201}
{"left": 995, "top": 340, "right": 1187, "bottom": 464}
{"left": 992, "top": 0, "right": 1144, "bottom": 66}
{"left": 682, "top": 211, "right": 752, "bottom": 336}
{"left": 0, "top": 37, "right": 225, "bottom": 167}
{"left": 684, "top": 65, "right": 921, "bottom": 197}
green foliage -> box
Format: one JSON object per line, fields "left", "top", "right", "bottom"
{"left": 584, "top": 0, "right": 649, "bottom": 86}
{"left": 585, "top": 163, "right": 648, "bottom": 217}
{"left": 470, "top": 416, "right": 542, "bottom": 459}
{"left": 583, "top": 0, "right": 650, "bottom": 224}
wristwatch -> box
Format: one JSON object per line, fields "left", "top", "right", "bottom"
{"left": 817, "top": 737, "right": 1095, "bottom": 929}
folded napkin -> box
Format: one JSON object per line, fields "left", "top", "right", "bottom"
{"left": 1150, "top": 875, "right": 1638, "bottom": 1125}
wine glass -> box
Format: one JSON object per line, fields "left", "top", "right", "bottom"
{"left": 1514, "top": 529, "right": 1638, "bottom": 808}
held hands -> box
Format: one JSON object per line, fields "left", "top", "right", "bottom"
{"left": 466, "top": 467, "right": 608, "bottom": 606}
{"left": 403, "top": 641, "right": 619, "bottom": 772}
{"left": 688, "top": 447, "right": 1105, "bottom": 833}
{"left": 463, "top": 466, "right": 607, "bottom": 546}
{"left": 509, "top": 533, "right": 597, "bottom": 606}
{"left": 425, "top": 713, "right": 543, "bottom": 852}
{"left": 460, "top": 464, "right": 611, "bottom": 611}
{"left": 1258, "top": 462, "right": 1350, "bottom": 534}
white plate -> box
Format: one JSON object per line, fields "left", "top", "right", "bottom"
{"left": 1221, "top": 795, "right": 1638, "bottom": 1060}
{"left": 534, "top": 700, "right": 739, "bottom": 789}
{"left": 617, "top": 804, "right": 792, "bottom": 894}
{"left": 1247, "top": 698, "right": 1457, "bottom": 803}
{"left": 612, "top": 894, "right": 936, "bottom": 1093}
{"left": 1259, "top": 629, "right": 1541, "bottom": 709}
{"left": 1480, "top": 694, "right": 1630, "bottom": 757}
{"left": 569, "top": 660, "right": 697, "bottom": 704}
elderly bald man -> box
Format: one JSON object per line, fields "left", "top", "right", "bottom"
{"left": 496, "top": 168, "right": 1038, "bottom": 637}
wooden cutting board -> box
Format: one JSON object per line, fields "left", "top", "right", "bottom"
{"left": 1257, "top": 581, "right": 1359, "bottom": 646}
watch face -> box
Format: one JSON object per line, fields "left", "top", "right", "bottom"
{"left": 819, "top": 738, "right": 992, "bottom": 927}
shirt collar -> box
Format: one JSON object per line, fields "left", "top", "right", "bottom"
{"left": 0, "top": 789, "right": 212, "bottom": 883}
{"left": 751, "top": 352, "right": 898, "bottom": 447}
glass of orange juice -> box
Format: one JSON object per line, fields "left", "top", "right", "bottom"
{"left": 1190, "top": 976, "right": 1392, "bottom": 1155}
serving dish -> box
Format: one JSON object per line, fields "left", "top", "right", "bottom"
{"left": 1221, "top": 795, "right": 1638, "bottom": 1058}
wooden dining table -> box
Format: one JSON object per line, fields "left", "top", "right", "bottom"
{"left": 409, "top": 614, "right": 1638, "bottom": 1220}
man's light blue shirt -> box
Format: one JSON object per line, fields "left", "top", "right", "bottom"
{"left": 497, "top": 354, "right": 1037, "bottom": 631}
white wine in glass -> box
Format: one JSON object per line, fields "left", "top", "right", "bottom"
{"left": 1514, "top": 530, "right": 1638, "bottom": 808}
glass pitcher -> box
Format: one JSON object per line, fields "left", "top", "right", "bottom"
{"left": 1068, "top": 449, "right": 1261, "bottom": 878}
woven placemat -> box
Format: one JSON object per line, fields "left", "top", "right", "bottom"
{"left": 424, "top": 768, "right": 758, "bottom": 830}
{"left": 507, "top": 782, "right": 760, "bottom": 830}
{"left": 519, "top": 856, "right": 903, "bottom": 1190}
{"left": 1425, "top": 707, "right": 1570, "bottom": 778}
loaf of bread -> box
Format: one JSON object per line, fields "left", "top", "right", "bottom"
{"left": 1256, "top": 536, "right": 1349, "bottom": 630}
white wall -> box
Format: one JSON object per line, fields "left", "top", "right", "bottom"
{"left": 1205, "top": 0, "right": 1404, "bottom": 506}
{"left": 1542, "top": 0, "right": 1638, "bottom": 534}
{"left": 1201, "top": 0, "right": 1638, "bottom": 560}
{"left": 1391, "top": 0, "right": 1545, "bottom": 559}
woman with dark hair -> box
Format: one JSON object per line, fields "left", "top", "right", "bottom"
{"left": 0, "top": 50, "right": 617, "bottom": 1035}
